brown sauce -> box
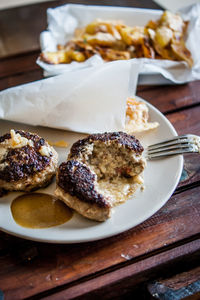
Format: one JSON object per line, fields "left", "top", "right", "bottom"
{"left": 48, "top": 140, "right": 68, "bottom": 148}
{"left": 11, "top": 193, "right": 73, "bottom": 229}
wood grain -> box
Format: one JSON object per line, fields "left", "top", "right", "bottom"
{"left": 137, "top": 81, "right": 200, "bottom": 113}
{"left": 166, "top": 106, "right": 200, "bottom": 188}
{"left": 167, "top": 106, "right": 200, "bottom": 136}
{"left": 148, "top": 266, "right": 200, "bottom": 300}
{"left": 42, "top": 240, "right": 200, "bottom": 300}
{"left": 0, "top": 69, "right": 43, "bottom": 91}
{"left": 0, "top": 52, "right": 40, "bottom": 79}
{"left": 0, "top": 185, "right": 200, "bottom": 299}
{"left": 149, "top": 105, "right": 200, "bottom": 192}
{"left": 151, "top": 266, "right": 200, "bottom": 290}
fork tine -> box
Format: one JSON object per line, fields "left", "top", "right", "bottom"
{"left": 147, "top": 134, "right": 199, "bottom": 159}
{"left": 148, "top": 144, "right": 192, "bottom": 154}
{"left": 148, "top": 135, "right": 189, "bottom": 150}
{"left": 148, "top": 139, "right": 189, "bottom": 150}
{"left": 148, "top": 148, "right": 195, "bottom": 159}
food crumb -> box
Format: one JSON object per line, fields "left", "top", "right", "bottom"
{"left": 46, "top": 274, "right": 52, "bottom": 281}
{"left": 121, "top": 253, "right": 132, "bottom": 260}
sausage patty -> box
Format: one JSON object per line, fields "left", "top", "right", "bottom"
{"left": 0, "top": 129, "right": 58, "bottom": 193}
{"left": 55, "top": 132, "right": 146, "bottom": 221}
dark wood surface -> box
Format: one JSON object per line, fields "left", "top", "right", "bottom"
{"left": 148, "top": 267, "right": 200, "bottom": 299}
{"left": 0, "top": 1, "right": 200, "bottom": 299}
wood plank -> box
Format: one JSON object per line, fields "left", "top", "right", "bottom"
{"left": 153, "top": 267, "right": 200, "bottom": 290}
{"left": 0, "top": 70, "right": 43, "bottom": 91}
{"left": 0, "top": 2, "right": 47, "bottom": 58}
{"left": 0, "top": 51, "right": 40, "bottom": 79}
{"left": 148, "top": 267, "right": 200, "bottom": 300}
{"left": 0, "top": 185, "right": 200, "bottom": 299}
{"left": 0, "top": 0, "right": 55, "bottom": 11}
{"left": 178, "top": 153, "right": 200, "bottom": 189}
{"left": 137, "top": 81, "right": 200, "bottom": 113}
{"left": 166, "top": 106, "right": 200, "bottom": 188}
{"left": 0, "top": 0, "right": 161, "bottom": 58}
{"left": 167, "top": 106, "right": 200, "bottom": 136}
{"left": 41, "top": 240, "right": 200, "bottom": 300}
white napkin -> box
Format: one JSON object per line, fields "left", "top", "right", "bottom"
{"left": 37, "top": 3, "right": 200, "bottom": 84}
{"left": 0, "top": 60, "right": 140, "bottom": 134}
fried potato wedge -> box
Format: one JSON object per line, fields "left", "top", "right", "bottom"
{"left": 40, "top": 50, "right": 85, "bottom": 64}
{"left": 85, "top": 20, "right": 122, "bottom": 40}
{"left": 171, "top": 40, "right": 193, "bottom": 67}
{"left": 83, "top": 32, "right": 117, "bottom": 47}
{"left": 119, "top": 26, "right": 147, "bottom": 46}
{"left": 160, "top": 11, "right": 185, "bottom": 32}
{"left": 95, "top": 47, "right": 131, "bottom": 61}
{"left": 155, "top": 26, "right": 173, "bottom": 48}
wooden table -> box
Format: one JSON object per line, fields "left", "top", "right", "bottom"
{"left": 0, "top": 1, "right": 200, "bottom": 299}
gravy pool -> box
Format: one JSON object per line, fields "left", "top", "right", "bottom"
{"left": 11, "top": 193, "right": 73, "bottom": 229}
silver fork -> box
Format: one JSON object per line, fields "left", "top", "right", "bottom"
{"left": 147, "top": 134, "right": 200, "bottom": 160}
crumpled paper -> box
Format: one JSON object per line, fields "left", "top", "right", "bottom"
{"left": 37, "top": 3, "right": 200, "bottom": 84}
{"left": 0, "top": 60, "right": 140, "bottom": 134}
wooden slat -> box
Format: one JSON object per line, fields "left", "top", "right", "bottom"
{"left": 148, "top": 267, "right": 200, "bottom": 300}
{"left": 137, "top": 81, "right": 200, "bottom": 113}
{"left": 166, "top": 106, "right": 200, "bottom": 188}
{"left": 167, "top": 106, "right": 200, "bottom": 135}
{"left": 0, "top": 3, "right": 47, "bottom": 58}
{"left": 0, "top": 52, "right": 40, "bottom": 79}
{"left": 0, "top": 184, "right": 200, "bottom": 299}
{"left": 0, "top": 69, "right": 43, "bottom": 90}
{"left": 42, "top": 240, "right": 200, "bottom": 300}
{"left": 152, "top": 267, "right": 200, "bottom": 290}
{"left": 178, "top": 153, "right": 200, "bottom": 189}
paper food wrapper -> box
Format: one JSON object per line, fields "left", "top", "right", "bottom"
{"left": 37, "top": 3, "right": 200, "bottom": 84}
{"left": 0, "top": 60, "right": 140, "bottom": 134}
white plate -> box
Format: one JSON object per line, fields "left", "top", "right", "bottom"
{"left": 0, "top": 97, "right": 183, "bottom": 243}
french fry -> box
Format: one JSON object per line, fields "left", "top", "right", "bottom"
{"left": 119, "top": 26, "right": 147, "bottom": 46}
{"left": 83, "top": 32, "right": 117, "bottom": 47}
{"left": 40, "top": 50, "right": 85, "bottom": 64}
{"left": 40, "top": 51, "right": 71, "bottom": 64}
{"left": 171, "top": 40, "right": 193, "bottom": 67}
{"left": 95, "top": 47, "right": 131, "bottom": 61}
{"left": 155, "top": 26, "right": 173, "bottom": 48}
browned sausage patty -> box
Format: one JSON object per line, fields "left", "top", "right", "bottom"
{"left": 55, "top": 132, "right": 146, "bottom": 221}
{"left": 0, "top": 130, "right": 58, "bottom": 192}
